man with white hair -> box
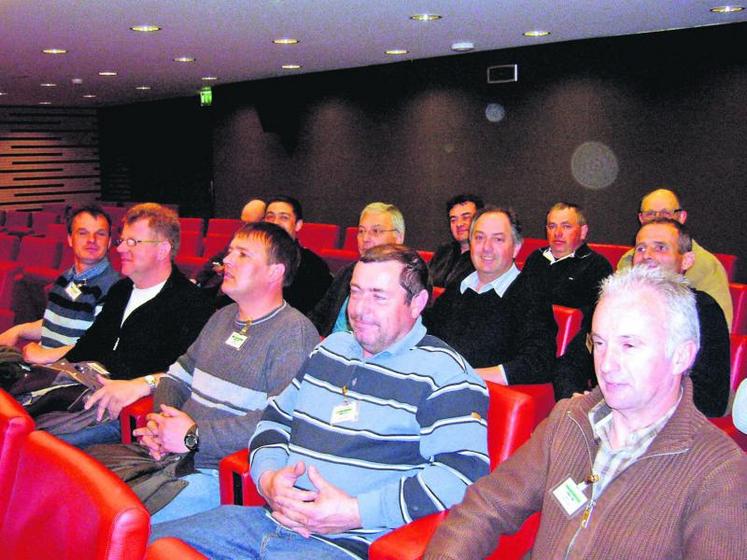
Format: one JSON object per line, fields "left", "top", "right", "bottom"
{"left": 424, "top": 266, "right": 747, "bottom": 560}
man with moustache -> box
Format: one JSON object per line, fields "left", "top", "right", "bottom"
{"left": 425, "top": 206, "right": 557, "bottom": 385}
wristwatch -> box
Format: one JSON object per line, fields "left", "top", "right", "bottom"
{"left": 143, "top": 374, "right": 158, "bottom": 394}
{"left": 184, "top": 424, "right": 200, "bottom": 452}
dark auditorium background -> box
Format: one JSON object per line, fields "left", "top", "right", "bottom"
{"left": 95, "top": 23, "right": 744, "bottom": 281}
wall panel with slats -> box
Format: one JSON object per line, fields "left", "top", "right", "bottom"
{"left": 0, "top": 106, "right": 102, "bottom": 209}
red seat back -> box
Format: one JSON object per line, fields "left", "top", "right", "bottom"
{"left": 730, "top": 334, "right": 747, "bottom": 392}
{"left": 206, "top": 218, "right": 243, "bottom": 237}
{"left": 3, "top": 210, "right": 31, "bottom": 229}
{"left": 45, "top": 222, "right": 69, "bottom": 242}
{"left": 486, "top": 383, "right": 536, "bottom": 469}
{"left": 730, "top": 282, "right": 746, "bottom": 335}
{"left": 17, "top": 236, "right": 62, "bottom": 269}
{"left": 552, "top": 305, "right": 583, "bottom": 357}
{"left": 515, "top": 237, "right": 546, "bottom": 269}
{"left": 202, "top": 234, "right": 232, "bottom": 258}
{"left": 319, "top": 248, "right": 358, "bottom": 273}
{"left": 0, "top": 262, "right": 22, "bottom": 308}
{"left": 0, "top": 389, "right": 34, "bottom": 523}
{"left": 587, "top": 243, "right": 632, "bottom": 269}
{"left": 0, "top": 431, "right": 149, "bottom": 560}
{"left": 341, "top": 226, "right": 358, "bottom": 251}
{"left": 177, "top": 230, "right": 204, "bottom": 258}
{"left": 30, "top": 211, "right": 59, "bottom": 234}
{"left": 298, "top": 223, "right": 340, "bottom": 252}
{"left": 179, "top": 217, "right": 204, "bottom": 235}
{"left": 417, "top": 250, "right": 434, "bottom": 263}
{"left": 0, "top": 235, "right": 20, "bottom": 261}
{"left": 714, "top": 253, "right": 738, "bottom": 282}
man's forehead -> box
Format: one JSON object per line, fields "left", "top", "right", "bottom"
{"left": 360, "top": 211, "right": 391, "bottom": 226}
{"left": 449, "top": 202, "right": 476, "bottom": 216}
{"left": 474, "top": 212, "right": 510, "bottom": 233}
{"left": 73, "top": 212, "right": 108, "bottom": 229}
{"left": 637, "top": 223, "right": 678, "bottom": 244}
{"left": 547, "top": 208, "right": 578, "bottom": 224}
{"left": 267, "top": 202, "right": 295, "bottom": 216}
{"left": 352, "top": 260, "right": 403, "bottom": 286}
{"left": 642, "top": 190, "right": 679, "bottom": 210}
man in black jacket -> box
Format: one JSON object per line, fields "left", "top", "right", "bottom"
{"left": 38, "top": 203, "right": 214, "bottom": 444}
{"left": 424, "top": 206, "right": 557, "bottom": 385}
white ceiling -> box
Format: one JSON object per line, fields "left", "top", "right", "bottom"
{"left": 1, "top": 1, "right": 745, "bottom": 107}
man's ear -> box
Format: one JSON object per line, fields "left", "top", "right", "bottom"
{"left": 580, "top": 224, "right": 589, "bottom": 242}
{"left": 409, "top": 289, "right": 429, "bottom": 318}
{"left": 395, "top": 231, "right": 405, "bottom": 245}
{"left": 681, "top": 251, "right": 695, "bottom": 272}
{"left": 269, "top": 262, "right": 286, "bottom": 285}
{"left": 672, "top": 339, "right": 698, "bottom": 377}
{"left": 512, "top": 241, "right": 523, "bottom": 260}
{"left": 157, "top": 241, "right": 172, "bottom": 262}
{"left": 295, "top": 219, "right": 303, "bottom": 234}
{"left": 676, "top": 210, "right": 688, "bottom": 224}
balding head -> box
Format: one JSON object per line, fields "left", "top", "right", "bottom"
{"left": 241, "top": 199, "right": 267, "bottom": 223}
{"left": 638, "top": 188, "right": 687, "bottom": 225}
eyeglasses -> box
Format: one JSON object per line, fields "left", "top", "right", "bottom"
{"left": 640, "top": 209, "right": 683, "bottom": 221}
{"left": 357, "top": 227, "right": 397, "bottom": 238}
{"left": 113, "top": 238, "right": 162, "bottom": 248}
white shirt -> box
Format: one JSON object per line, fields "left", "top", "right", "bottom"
{"left": 460, "top": 264, "right": 521, "bottom": 296}
{"left": 121, "top": 279, "right": 167, "bottom": 325}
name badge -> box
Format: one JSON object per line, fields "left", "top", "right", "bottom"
{"left": 65, "top": 282, "right": 82, "bottom": 301}
{"left": 330, "top": 401, "right": 359, "bottom": 425}
{"left": 225, "top": 331, "right": 248, "bottom": 349}
{"left": 552, "top": 477, "right": 589, "bottom": 516}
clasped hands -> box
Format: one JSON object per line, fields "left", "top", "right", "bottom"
{"left": 132, "top": 404, "right": 195, "bottom": 460}
{"left": 259, "top": 461, "right": 361, "bottom": 537}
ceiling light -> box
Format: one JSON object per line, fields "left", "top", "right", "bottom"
{"left": 410, "top": 14, "right": 442, "bottom": 21}
{"left": 174, "top": 56, "right": 196, "bottom": 63}
{"left": 710, "top": 5, "right": 744, "bottom": 12}
{"left": 273, "top": 38, "right": 299, "bottom": 45}
{"left": 42, "top": 48, "right": 67, "bottom": 55}
{"left": 98, "top": 71, "right": 118, "bottom": 76}
{"left": 281, "top": 64, "right": 302, "bottom": 70}
{"left": 71, "top": 78, "right": 83, "bottom": 85}
{"left": 385, "top": 49, "right": 409, "bottom": 55}
{"left": 135, "top": 85, "right": 152, "bottom": 90}
{"left": 82, "top": 94, "right": 97, "bottom": 99}
{"left": 524, "top": 30, "right": 550, "bottom": 37}
{"left": 451, "top": 42, "right": 475, "bottom": 52}
{"left": 130, "top": 24, "right": 161, "bottom": 32}
{"left": 201, "top": 76, "right": 218, "bottom": 81}
{"left": 40, "top": 83, "right": 56, "bottom": 87}
{"left": 39, "top": 101, "right": 52, "bottom": 105}
{"left": 0, "top": 92, "right": 7, "bottom": 96}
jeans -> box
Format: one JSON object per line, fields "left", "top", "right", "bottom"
{"left": 151, "top": 468, "right": 221, "bottom": 524}
{"left": 150, "top": 506, "right": 358, "bottom": 560}
{"left": 57, "top": 419, "right": 122, "bottom": 448}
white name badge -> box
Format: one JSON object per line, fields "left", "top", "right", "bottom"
{"left": 552, "top": 477, "right": 589, "bottom": 516}
{"left": 225, "top": 331, "right": 248, "bottom": 349}
{"left": 330, "top": 401, "right": 359, "bottom": 425}
{"left": 65, "top": 282, "right": 82, "bottom": 301}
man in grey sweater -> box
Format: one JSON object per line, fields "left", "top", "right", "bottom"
{"left": 94, "top": 222, "right": 319, "bottom": 523}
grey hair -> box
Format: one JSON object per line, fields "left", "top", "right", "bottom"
{"left": 469, "top": 206, "right": 523, "bottom": 246}
{"left": 599, "top": 266, "right": 700, "bottom": 359}
{"left": 360, "top": 202, "right": 405, "bottom": 238}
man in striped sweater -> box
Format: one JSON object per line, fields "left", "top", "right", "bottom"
{"left": 152, "top": 244, "right": 490, "bottom": 560}
{"left": 0, "top": 204, "right": 120, "bottom": 364}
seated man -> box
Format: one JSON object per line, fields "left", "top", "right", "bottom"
{"left": 308, "top": 201, "right": 405, "bottom": 336}
{"left": 0, "top": 204, "right": 120, "bottom": 364}
{"left": 554, "top": 218, "right": 730, "bottom": 417}
{"left": 87, "top": 222, "right": 319, "bottom": 523}
{"left": 618, "top": 187, "right": 732, "bottom": 328}
{"left": 424, "top": 206, "right": 557, "bottom": 385}
{"left": 152, "top": 245, "right": 489, "bottom": 560}
{"left": 263, "top": 195, "right": 332, "bottom": 313}
{"left": 428, "top": 193, "right": 483, "bottom": 289}
{"left": 424, "top": 266, "right": 747, "bottom": 560}
{"left": 734, "top": 379, "right": 747, "bottom": 434}
{"left": 521, "top": 202, "right": 612, "bottom": 321}
{"left": 37, "top": 203, "right": 214, "bottom": 443}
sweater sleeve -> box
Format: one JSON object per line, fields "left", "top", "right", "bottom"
{"left": 690, "top": 292, "right": 730, "bottom": 417}
{"left": 355, "top": 373, "right": 490, "bottom": 529}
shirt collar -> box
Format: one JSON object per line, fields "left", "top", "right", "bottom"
{"left": 65, "top": 258, "right": 111, "bottom": 284}
{"left": 542, "top": 246, "right": 575, "bottom": 264}
{"left": 460, "top": 264, "right": 520, "bottom": 296}
{"left": 346, "top": 316, "right": 427, "bottom": 361}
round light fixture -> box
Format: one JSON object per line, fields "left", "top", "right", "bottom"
{"left": 82, "top": 94, "right": 97, "bottom": 99}
{"left": 201, "top": 76, "right": 218, "bottom": 81}
{"left": 39, "top": 101, "right": 52, "bottom": 105}
{"left": 385, "top": 49, "right": 409, "bottom": 55}
{"left": 524, "top": 30, "right": 550, "bottom": 37}
{"left": 410, "top": 14, "right": 442, "bottom": 21}
{"left": 0, "top": 92, "right": 7, "bottom": 96}
{"left": 174, "top": 56, "right": 196, "bottom": 63}
{"left": 130, "top": 24, "right": 161, "bottom": 32}
{"left": 451, "top": 42, "right": 475, "bottom": 52}
{"left": 135, "top": 85, "right": 152, "bottom": 90}
{"left": 281, "top": 64, "right": 302, "bottom": 70}
{"left": 273, "top": 38, "right": 299, "bottom": 45}
{"left": 42, "top": 48, "right": 67, "bottom": 55}
{"left": 98, "top": 71, "right": 118, "bottom": 76}
{"left": 710, "top": 5, "right": 744, "bottom": 12}
{"left": 40, "top": 83, "right": 57, "bottom": 87}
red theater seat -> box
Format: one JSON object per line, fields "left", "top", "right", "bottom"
{"left": 0, "top": 234, "right": 20, "bottom": 261}
{"left": 177, "top": 230, "right": 204, "bottom": 259}
{"left": 45, "top": 222, "right": 69, "bottom": 242}
{"left": 17, "top": 236, "right": 62, "bottom": 270}
{"left": 515, "top": 237, "right": 546, "bottom": 269}
{"left": 417, "top": 250, "right": 434, "bottom": 263}
{"left": 319, "top": 248, "right": 359, "bottom": 273}
{"left": 298, "top": 223, "right": 340, "bottom": 252}
{"left": 0, "top": 430, "right": 149, "bottom": 560}
{"left": 30, "top": 211, "right": 59, "bottom": 235}
{"left": 730, "top": 282, "right": 746, "bottom": 335}
{"left": 202, "top": 234, "right": 232, "bottom": 258}
{"left": 714, "top": 253, "right": 737, "bottom": 282}
{"left": 341, "top": 226, "right": 358, "bottom": 251}
{"left": 709, "top": 334, "right": 747, "bottom": 451}
{"left": 119, "top": 396, "right": 154, "bottom": 444}
{"left": 2, "top": 210, "right": 32, "bottom": 235}
{"left": 587, "top": 243, "right": 632, "bottom": 269}
{"left": 0, "top": 389, "right": 34, "bottom": 522}
{"left": 179, "top": 217, "right": 204, "bottom": 235}
{"left": 552, "top": 305, "right": 583, "bottom": 357}
{"left": 206, "top": 218, "right": 243, "bottom": 237}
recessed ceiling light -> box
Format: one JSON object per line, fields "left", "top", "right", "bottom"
{"left": 174, "top": 56, "right": 196, "bottom": 63}
{"left": 39, "top": 101, "right": 52, "bottom": 105}
{"left": 410, "top": 14, "right": 442, "bottom": 21}
{"left": 82, "top": 94, "right": 97, "bottom": 99}
{"left": 451, "top": 42, "right": 475, "bottom": 52}
{"left": 201, "top": 76, "right": 218, "bottom": 81}
{"left": 710, "top": 5, "right": 744, "bottom": 12}
{"left": 98, "top": 71, "right": 118, "bottom": 76}
{"left": 130, "top": 24, "right": 161, "bottom": 32}
{"left": 281, "top": 64, "right": 302, "bottom": 70}
{"left": 135, "top": 85, "right": 152, "bottom": 90}
{"left": 524, "top": 30, "right": 550, "bottom": 37}
{"left": 42, "top": 48, "right": 67, "bottom": 55}
{"left": 385, "top": 49, "right": 409, "bottom": 55}
{"left": 273, "top": 38, "right": 299, "bottom": 45}
{"left": 71, "top": 78, "right": 83, "bottom": 85}
{"left": 0, "top": 92, "right": 7, "bottom": 96}
{"left": 40, "top": 83, "right": 56, "bottom": 87}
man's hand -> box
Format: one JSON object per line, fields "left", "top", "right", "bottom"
{"left": 133, "top": 417, "right": 165, "bottom": 459}
{"left": 271, "top": 465, "right": 361, "bottom": 536}
{"left": 84, "top": 375, "right": 150, "bottom": 421}
{"left": 22, "top": 342, "right": 71, "bottom": 365}
{"left": 0, "top": 325, "right": 21, "bottom": 347}
{"left": 259, "top": 462, "right": 319, "bottom": 535}
{"left": 144, "top": 404, "right": 196, "bottom": 454}
{"left": 475, "top": 365, "right": 508, "bottom": 385}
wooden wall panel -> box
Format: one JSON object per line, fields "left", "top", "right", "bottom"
{"left": 0, "top": 107, "right": 101, "bottom": 209}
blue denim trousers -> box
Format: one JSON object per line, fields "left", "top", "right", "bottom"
{"left": 57, "top": 419, "right": 122, "bottom": 448}
{"left": 150, "top": 505, "right": 358, "bottom": 560}
{"left": 151, "top": 468, "right": 221, "bottom": 524}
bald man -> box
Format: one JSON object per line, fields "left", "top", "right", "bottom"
{"left": 617, "top": 188, "right": 732, "bottom": 328}
{"left": 240, "top": 199, "right": 267, "bottom": 223}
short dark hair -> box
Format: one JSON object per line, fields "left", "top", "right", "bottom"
{"left": 469, "top": 205, "right": 523, "bottom": 245}
{"left": 66, "top": 204, "right": 112, "bottom": 235}
{"left": 446, "top": 194, "right": 484, "bottom": 218}
{"left": 124, "top": 203, "right": 181, "bottom": 259}
{"left": 234, "top": 221, "right": 301, "bottom": 287}
{"left": 359, "top": 244, "right": 431, "bottom": 303}
{"left": 266, "top": 195, "right": 303, "bottom": 222}
{"left": 547, "top": 201, "right": 587, "bottom": 227}
{"left": 639, "top": 217, "right": 693, "bottom": 254}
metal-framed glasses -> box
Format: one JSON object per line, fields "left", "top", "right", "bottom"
{"left": 357, "top": 227, "right": 397, "bottom": 238}
{"left": 640, "top": 208, "right": 683, "bottom": 220}
{"left": 114, "top": 237, "right": 163, "bottom": 248}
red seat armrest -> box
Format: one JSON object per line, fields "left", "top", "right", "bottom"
{"left": 369, "top": 512, "right": 448, "bottom": 560}
{"left": 119, "top": 396, "right": 154, "bottom": 444}
{"left": 218, "top": 449, "right": 266, "bottom": 506}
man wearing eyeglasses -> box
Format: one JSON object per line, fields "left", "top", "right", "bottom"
{"left": 617, "top": 188, "right": 732, "bottom": 328}
{"left": 35, "top": 203, "right": 214, "bottom": 446}
{"left": 308, "top": 202, "right": 405, "bottom": 336}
